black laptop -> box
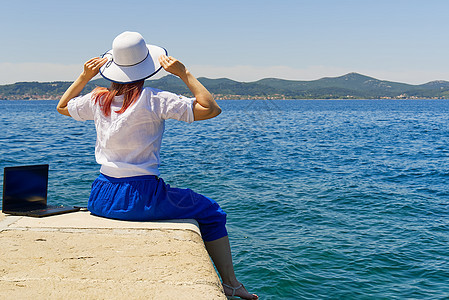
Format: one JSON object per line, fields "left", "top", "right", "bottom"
{"left": 2, "top": 164, "right": 80, "bottom": 217}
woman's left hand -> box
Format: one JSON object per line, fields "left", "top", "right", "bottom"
{"left": 82, "top": 57, "right": 108, "bottom": 81}
{"left": 56, "top": 57, "right": 108, "bottom": 117}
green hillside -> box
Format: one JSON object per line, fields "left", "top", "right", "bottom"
{"left": 1, "top": 73, "right": 448, "bottom": 100}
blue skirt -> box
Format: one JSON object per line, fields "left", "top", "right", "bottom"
{"left": 88, "top": 174, "right": 228, "bottom": 242}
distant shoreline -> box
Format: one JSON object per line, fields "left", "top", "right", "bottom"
{"left": 1, "top": 73, "right": 448, "bottom": 100}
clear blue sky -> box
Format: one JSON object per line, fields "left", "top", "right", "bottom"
{"left": 1, "top": 0, "right": 448, "bottom": 84}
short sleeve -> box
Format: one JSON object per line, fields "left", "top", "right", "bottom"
{"left": 67, "top": 93, "right": 95, "bottom": 121}
{"left": 156, "top": 90, "right": 195, "bottom": 123}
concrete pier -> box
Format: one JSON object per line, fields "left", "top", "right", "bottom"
{"left": 0, "top": 211, "right": 226, "bottom": 299}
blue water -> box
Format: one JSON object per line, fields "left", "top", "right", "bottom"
{"left": 1, "top": 99, "right": 449, "bottom": 299}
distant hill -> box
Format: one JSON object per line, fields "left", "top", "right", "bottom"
{"left": 1, "top": 73, "right": 449, "bottom": 100}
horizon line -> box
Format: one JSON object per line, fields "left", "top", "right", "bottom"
{"left": 2, "top": 72, "right": 448, "bottom": 87}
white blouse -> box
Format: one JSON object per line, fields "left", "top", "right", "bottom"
{"left": 67, "top": 87, "right": 195, "bottom": 178}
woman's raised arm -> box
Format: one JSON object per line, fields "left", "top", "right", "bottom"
{"left": 56, "top": 57, "right": 107, "bottom": 116}
{"left": 159, "top": 55, "right": 221, "bottom": 121}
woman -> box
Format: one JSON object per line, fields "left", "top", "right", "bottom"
{"left": 56, "top": 31, "right": 257, "bottom": 299}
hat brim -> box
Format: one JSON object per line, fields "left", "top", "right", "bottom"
{"left": 99, "top": 44, "right": 167, "bottom": 84}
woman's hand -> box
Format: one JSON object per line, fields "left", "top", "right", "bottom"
{"left": 82, "top": 57, "right": 108, "bottom": 81}
{"left": 158, "top": 54, "right": 221, "bottom": 121}
{"left": 159, "top": 55, "right": 187, "bottom": 78}
{"left": 56, "top": 57, "right": 107, "bottom": 117}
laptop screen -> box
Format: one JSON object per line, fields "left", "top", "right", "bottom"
{"left": 2, "top": 164, "right": 49, "bottom": 211}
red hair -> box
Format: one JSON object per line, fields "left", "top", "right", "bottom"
{"left": 92, "top": 81, "right": 144, "bottom": 116}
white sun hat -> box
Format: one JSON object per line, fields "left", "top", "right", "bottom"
{"left": 99, "top": 31, "right": 167, "bottom": 83}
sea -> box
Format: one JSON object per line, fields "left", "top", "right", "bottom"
{"left": 1, "top": 99, "right": 449, "bottom": 299}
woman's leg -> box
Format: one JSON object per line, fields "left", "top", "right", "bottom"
{"left": 205, "top": 236, "right": 258, "bottom": 300}
{"left": 158, "top": 181, "right": 257, "bottom": 298}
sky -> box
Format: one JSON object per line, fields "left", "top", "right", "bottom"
{"left": 0, "top": 0, "right": 448, "bottom": 85}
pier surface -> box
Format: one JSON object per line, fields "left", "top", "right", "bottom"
{"left": 0, "top": 211, "right": 226, "bottom": 299}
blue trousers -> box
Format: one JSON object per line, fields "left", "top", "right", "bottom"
{"left": 88, "top": 174, "right": 227, "bottom": 242}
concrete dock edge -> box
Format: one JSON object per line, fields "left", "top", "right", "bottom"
{"left": 0, "top": 211, "right": 227, "bottom": 299}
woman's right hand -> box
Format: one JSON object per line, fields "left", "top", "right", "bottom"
{"left": 159, "top": 55, "right": 220, "bottom": 121}
{"left": 159, "top": 55, "right": 187, "bottom": 78}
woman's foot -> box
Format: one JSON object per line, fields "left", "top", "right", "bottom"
{"left": 222, "top": 282, "right": 258, "bottom": 299}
